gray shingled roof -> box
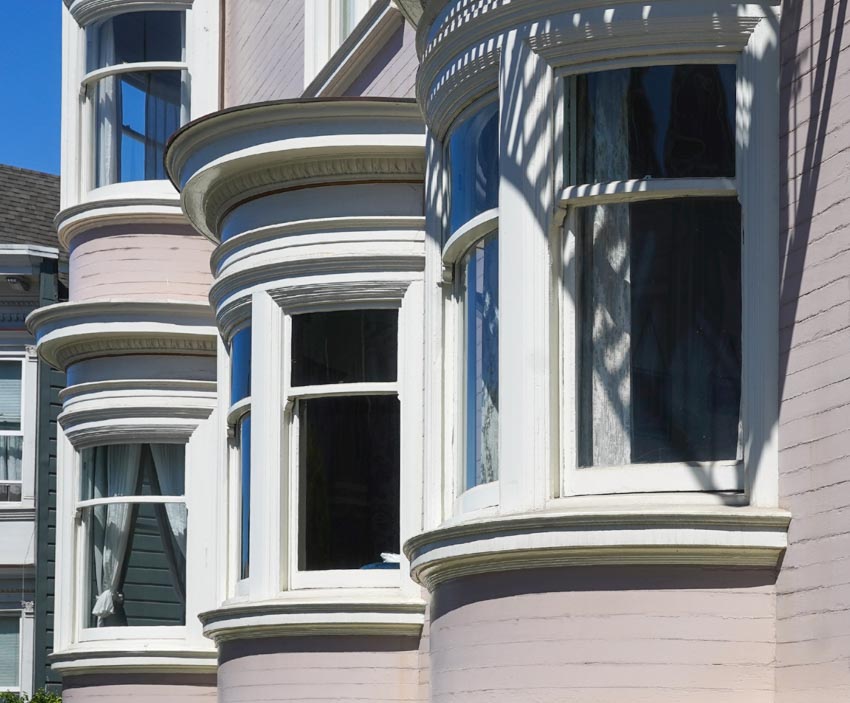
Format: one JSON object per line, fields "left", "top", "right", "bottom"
{"left": 0, "top": 164, "right": 60, "bottom": 250}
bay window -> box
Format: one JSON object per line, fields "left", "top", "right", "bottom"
{"left": 78, "top": 443, "right": 187, "bottom": 628}
{"left": 83, "top": 10, "right": 187, "bottom": 188}
{"left": 229, "top": 326, "right": 251, "bottom": 581}
{"left": 0, "top": 361, "right": 23, "bottom": 503}
{"left": 562, "top": 62, "right": 744, "bottom": 494}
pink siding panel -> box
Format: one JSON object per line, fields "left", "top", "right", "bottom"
{"left": 62, "top": 674, "right": 216, "bottom": 702}
{"left": 777, "top": 0, "right": 850, "bottom": 700}
{"left": 344, "top": 22, "right": 418, "bottom": 98}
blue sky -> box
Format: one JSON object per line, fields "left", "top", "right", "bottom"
{"left": 0, "top": 2, "right": 62, "bottom": 175}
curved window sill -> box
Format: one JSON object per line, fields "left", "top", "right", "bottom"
{"left": 49, "top": 642, "right": 216, "bottom": 675}
{"left": 404, "top": 505, "right": 790, "bottom": 590}
{"left": 199, "top": 591, "right": 426, "bottom": 643}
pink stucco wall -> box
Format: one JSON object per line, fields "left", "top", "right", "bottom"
{"left": 223, "top": 0, "right": 305, "bottom": 106}
{"left": 217, "top": 635, "right": 423, "bottom": 703}
{"left": 343, "top": 21, "right": 418, "bottom": 98}
{"left": 68, "top": 225, "right": 213, "bottom": 302}
{"left": 776, "top": 1, "right": 850, "bottom": 700}
{"left": 428, "top": 567, "right": 776, "bottom": 703}
{"left": 62, "top": 674, "right": 216, "bottom": 702}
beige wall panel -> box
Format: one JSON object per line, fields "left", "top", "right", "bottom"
{"left": 776, "top": 0, "right": 850, "bottom": 700}
{"left": 343, "top": 23, "right": 418, "bottom": 98}
{"left": 428, "top": 567, "right": 775, "bottom": 703}
{"left": 224, "top": 0, "right": 304, "bottom": 106}
{"left": 217, "top": 635, "right": 422, "bottom": 703}
{"left": 62, "top": 674, "right": 216, "bottom": 702}
{"left": 68, "top": 226, "right": 214, "bottom": 303}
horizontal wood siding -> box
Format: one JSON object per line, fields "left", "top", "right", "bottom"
{"left": 777, "top": 0, "right": 850, "bottom": 701}
{"left": 343, "top": 22, "right": 418, "bottom": 98}
{"left": 62, "top": 674, "right": 216, "bottom": 702}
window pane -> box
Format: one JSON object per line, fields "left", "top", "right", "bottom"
{"left": 80, "top": 444, "right": 185, "bottom": 500}
{"left": 578, "top": 197, "right": 741, "bottom": 466}
{"left": 94, "top": 70, "right": 184, "bottom": 187}
{"left": 463, "top": 232, "right": 499, "bottom": 489}
{"left": 0, "top": 361, "right": 21, "bottom": 431}
{"left": 291, "top": 310, "right": 398, "bottom": 386}
{"left": 87, "top": 11, "right": 184, "bottom": 71}
{"left": 448, "top": 102, "right": 499, "bottom": 235}
{"left": 569, "top": 64, "right": 736, "bottom": 184}
{"left": 230, "top": 326, "right": 252, "bottom": 405}
{"left": 0, "top": 436, "right": 22, "bottom": 486}
{"left": 0, "top": 617, "right": 19, "bottom": 686}
{"left": 299, "top": 395, "right": 400, "bottom": 571}
{"left": 238, "top": 414, "right": 251, "bottom": 580}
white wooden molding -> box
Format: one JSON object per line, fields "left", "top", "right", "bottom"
{"left": 405, "top": 506, "right": 791, "bottom": 590}
{"left": 441, "top": 207, "right": 498, "bottom": 280}
{"left": 559, "top": 178, "right": 738, "bottom": 206}
{"left": 49, "top": 649, "right": 216, "bottom": 676}
{"left": 65, "top": 0, "right": 194, "bottom": 26}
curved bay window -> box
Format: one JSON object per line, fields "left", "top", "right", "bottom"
{"left": 562, "top": 63, "right": 743, "bottom": 494}
{"left": 229, "top": 326, "right": 251, "bottom": 582}
{"left": 83, "top": 11, "right": 187, "bottom": 188}
{"left": 445, "top": 101, "right": 500, "bottom": 496}
{"left": 78, "top": 443, "right": 187, "bottom": 629}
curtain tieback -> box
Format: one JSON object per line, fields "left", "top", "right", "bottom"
{"left": 92, "top": 589, "right": 116, "bottom": 619}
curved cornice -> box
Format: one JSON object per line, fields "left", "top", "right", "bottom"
{"left": 404, "top": 506, "right": 791, "bottom": 590}
{"left": 165, "top": 99, "right": 426, "bottom": 240}
{"left": 27, "top": 299, "right": 217, "bottom": 371}
{"left": 66, "top": 0, "right": 193, "bottom": 26}
{"left": 49, "top": 647, "right": 216, "bottom": 676}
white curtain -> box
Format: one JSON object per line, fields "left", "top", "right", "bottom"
{"left": 0, "top": 436, "right": 22, "bottom": 482}
{"left": 92, "top": 444, "right": 141, "bottom": 625}
{"left": 95, "top": 20, "right": 118, "bottom": 187}
{"left": 150, "top": 443, "right": 187, "bottom": 602}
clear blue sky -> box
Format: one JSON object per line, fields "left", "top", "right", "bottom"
{"left": 0, "top": 2, "right": 62, "bottom": 175}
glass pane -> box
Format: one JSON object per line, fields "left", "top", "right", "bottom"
{"left": 80, "top": 444, "right": 185, "bottom": 500}
{"left": 238, "top": 414, "right": 251, "bottom": 580}
{"left": 578, "top": 197, "right": 741, "bottom": 466}
{"left": 299, "top": 395, "right": 400, "bottom": 571}
{"left": 87, "top": 11, "right": 183, "bottom": 71}
{"left": 94, "top": 70, "right": 184, "bottom": 187}
{"left": 230, "top": 326, "right": 252, "bottom": 405}
{"left": 0, "top": 483, "right": 22, "bottom": 502}
{"left": 291, "top": 310, "right": 398, "bottom": 386}
{"left": 0, "top": 617, "right": 19, "bottom": 686}
{"left": 448, "top": 102, "right": 499, "bottom": 235}
{"left": 0, "top": 361, "right": 21, "bottom": 431}
{"left": 463, "top": 232, "right": 499, "bottom": 489}
{"left": 569, "top": 64, "right": 736, "bottom": 184}
{"left": 0, "top": 436, "right": 22, "bottom": 483}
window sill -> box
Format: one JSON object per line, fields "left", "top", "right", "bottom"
{"left": 404, "top": 504, "right": 790, "bottom": 590}
{"left": 200, "top": 590, "right": 425, "bottom": 644}
{"left": 49, "top": 641, "right": 216, "bottom": 675}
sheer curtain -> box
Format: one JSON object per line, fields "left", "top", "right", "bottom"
{"left": 91, "top": 444, "right": 141, "bottom": 625}
{"left": 144, "top": 72, "right": 181, "bottom": 180}
{"left": 149, "top": 443, "right": 187, "bottom": 602}
{"left": 95, "top": 21, "right": 118, "bottom": 187}
{"left": 0, "top": 437, "right": 21, "bottom": 483}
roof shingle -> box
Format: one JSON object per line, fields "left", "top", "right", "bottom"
{"left": 0, "top": 164, "right": 60, "bottom": 250}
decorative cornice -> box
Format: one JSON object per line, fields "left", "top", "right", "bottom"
{"left": 27, "top": 300, "right": 217, "bottom": 371}
{"left": 49, "top": 648, "right": 216, "bottom": 675}
{"left": 199, "top": 595, "right": 425, "bottom": 644}
{"left": 404, "top": 507, "right": 791, "bottom": 590}
{"left": 66, "top": 0, "right": 193, "bottom": 27}
{"left": 165, "top": 99, "right": 425, "bottom": 240}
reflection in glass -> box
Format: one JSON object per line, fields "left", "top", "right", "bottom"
{"left": 448, "top": 102, "right": 499, "bottom": 235}
{"left": 463, "top": 232, "right": 499, "bottom": 489}
{"left": 94, "top": 70, "right": 184, "bottom": 187}
{"left": 578, "top": 198, "right": 741, "bottom": 466}
{"left": 230, "top": 326, "right": 252, "bottom": 405}
{"left": 239, "top": 414, "right": 251, "bottom": 580}
{"left": 569, "top": 64, "right": 736, "bottom": 184}
{"left": 291, "top": 310, "right": 398, "bottom": 386}
{"left": 82, "top": 444, "right": 186, "bottom": 627}
{"left": 299, "top": 396, "right": 400, "bottom": 571}
{"left": 87, "top": 11, "right": 184, "bottom": 71}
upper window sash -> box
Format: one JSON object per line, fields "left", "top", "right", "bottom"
{"left": 86, "top": 10, "right": 185, "bottom": 72}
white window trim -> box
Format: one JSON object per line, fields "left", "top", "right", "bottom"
{"left": 303, "top": 0, "right": 376, "bottom": 87}
{"left": 0, "top": 352, "right": 37, "bottom": 509}
{"left": 0, "top": 610, "right": 23, "bottom": 693}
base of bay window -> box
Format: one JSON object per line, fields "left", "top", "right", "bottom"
{"left": 199, "top": 592, "right": 425, "bottom": 643}
{"left": 405, "top": 506, "right": 790, "bottom": 590}
{"left": 49, "top": 647, "right": 217, "bottom": 675}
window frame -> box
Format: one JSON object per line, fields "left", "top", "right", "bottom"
{"left": 72, "top": 441, "right": 189, "bottom": 643}
{"left": 556, "top": 53, "right": 750, "bottom": 499}
{"left": 79, "top": 8, "right": 189, "bottom": 192}
{"left": 0, "top": 610, "right": 22, "bottom": 693}
{"left": 0, "top": 357, "right": 25, "bottom": 504}
{"left": 0, "top": 352, "right": 37, "bottom": 508}
{"left": 283, "top": 302, "right": 404, "bottom": 591}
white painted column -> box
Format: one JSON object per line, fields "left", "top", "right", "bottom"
{"left": 20, "top": 604, "right": 33, "bottom": 696}
{"left": 497, "top": 33, "right": 556, "bottom": 514}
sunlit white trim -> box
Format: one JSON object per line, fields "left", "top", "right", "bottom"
{"left": 559, "top": 177, "right": 737, "bottom": 206}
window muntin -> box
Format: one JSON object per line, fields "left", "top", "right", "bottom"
{"left": 83, "top": 10, "right": 187, "bottom": 188}
{"left": 229, "top": 326, "right": 252, "bottom": 580}
{"left": 0, "top": 361, "right": 23, "bottom": 503}
{"left": 448, "top": 102, "right": 499, "bottom": 236}
{"left": 462, "top": 232, "right": 499, "bottom": 489}
{"left": 78, "top": 443, "right": 187, "bottom": 628}
{"left": 568, "top": 64, "right": 736, "bottom": 185}
{"left": 0, "top": 615, "right": 19, "bottom": 688}
{"left": 289, "top": 309, "right": 401, "bottom": 574}
{"left": 564, "top": 62, "right": 743, "bottom": 479}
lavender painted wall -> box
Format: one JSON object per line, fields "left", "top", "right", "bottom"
{"left": 217, "top": 635, "right": 423, "bottom": 703}
{"left": 776, "top": 1, "right": 850, "bottom": 700}
{"left": 68, "top": 225, "right": 213, "bottom": 302}
{"left": 62, "top": 674, "right": 216, "bottom": 702}
{"left": 429, "top": 567, "right": 776, "bottom": 703}
{"left": 344, "top": 21, "right": 418, "bottom": 98}
{"left": 223, "top": 0, "right": 305, "bottom": 106}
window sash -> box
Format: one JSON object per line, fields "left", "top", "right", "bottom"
{"left": 0, "top": 615, "right": 19, "bottom": 688}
